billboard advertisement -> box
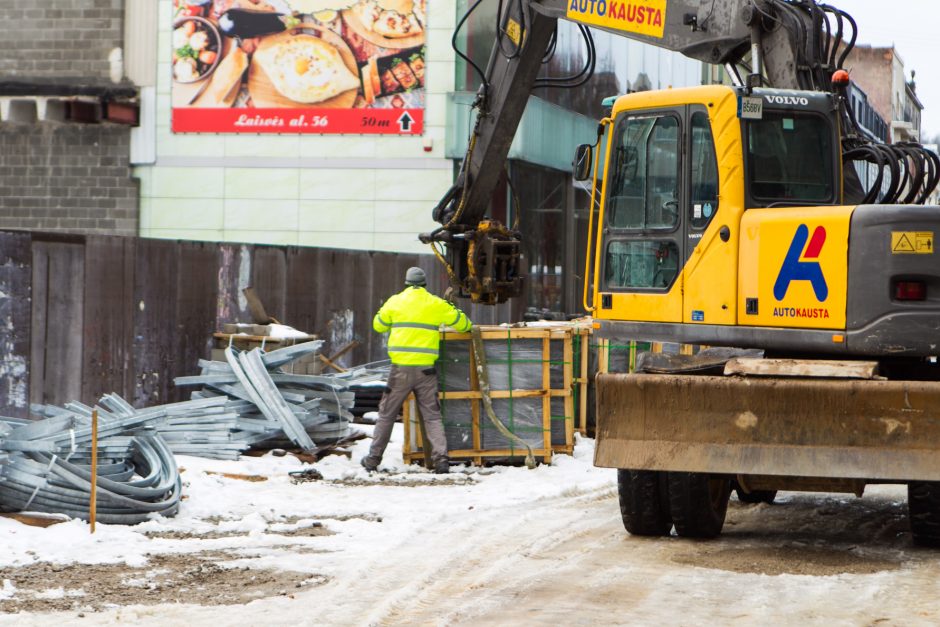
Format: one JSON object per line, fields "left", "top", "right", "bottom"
{"left": 170, "top": 0, "right": 427, "bottom": 134}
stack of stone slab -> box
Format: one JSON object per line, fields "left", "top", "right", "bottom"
{"left": 402, "top": 322, "right": 592, "bottom": 466}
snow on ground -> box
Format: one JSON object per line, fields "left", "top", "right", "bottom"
{"left": 1, "top": 423, "right": 940, "bottom": 625}
{"left": 0, "top": 424, "right": 611, "bottom": 623}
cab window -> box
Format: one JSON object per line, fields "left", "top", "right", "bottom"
{"left": 606, "top": 114, "right": 680, "bottom": 230}
{"left": 747, "top": 113, "right": 834, "bottom": 203}
{"left": 690, "top": 111, "right": 719, "bottom": 229}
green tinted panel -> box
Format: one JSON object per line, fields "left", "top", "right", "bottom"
{"left": 690, "top": 111, "right": 719, "bottom": 229}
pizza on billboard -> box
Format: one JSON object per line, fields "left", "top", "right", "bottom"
{"left": 171, "top": 0, "right": 427, "bottom": 134}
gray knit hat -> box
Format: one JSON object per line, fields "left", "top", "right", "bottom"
{"left": 405, "top": 267, "right": 427, "bottom": 286}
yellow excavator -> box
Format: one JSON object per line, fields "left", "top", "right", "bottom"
{"left": 421, "top": 0, "right": 940, "bottom": 545}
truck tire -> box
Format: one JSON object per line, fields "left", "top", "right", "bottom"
{"left": 617, "top": 469, "right": 672, "bottom": 536}
{"left": 908, "top": 481, "right": 940, "bottom": 547}
{"left": 732, "top": 480, "right": 777, "bottom": 504}
{"left": 668, "top": 472, "right": 731, "bottom": 539}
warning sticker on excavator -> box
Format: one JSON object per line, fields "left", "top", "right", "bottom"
{"left": 505, "top": 18, "right": 522, "bottom": 46}
{"left": 891, "top": 231, "right": 934, "bottom": 254}
{"left": 566, "top": 0, "right": 667, "bottom": 39}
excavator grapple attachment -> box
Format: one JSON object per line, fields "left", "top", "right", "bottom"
{"left": 594, "top": 373, "right": 940, "bottom": 481}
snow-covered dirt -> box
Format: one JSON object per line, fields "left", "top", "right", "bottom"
{"left": 1, "top": 425, "right": 939, "bottom": 625}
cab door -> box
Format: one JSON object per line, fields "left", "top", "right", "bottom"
{"left": 596, "top": 107, "right": 685, "bottom": 323}
{"left": 681, "top": 103, "right": 740, "bottom": 327}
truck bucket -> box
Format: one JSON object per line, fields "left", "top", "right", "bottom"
{"left": 594, "top": 373, "right": 940, "bottom": 482}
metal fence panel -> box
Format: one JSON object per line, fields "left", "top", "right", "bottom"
{"left": 133, "top": 238, "right": 179, "bottom": 407}
{"left": 0, "top": 232, "right": 32, "bottom": 418}
{"left": 82, "top": 235, "right": 135, "bottom": 404}
{"left": 30, "top": 240, "right": 84, "bottom": 409}
{"left": 12, "top": 232, "right": 515, "bottom": 414}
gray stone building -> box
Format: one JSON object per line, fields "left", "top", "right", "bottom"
{"left": 0, "top": 0, "right": 143, "bottom": 235}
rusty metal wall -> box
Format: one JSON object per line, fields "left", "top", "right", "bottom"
{"left": 0, "top": 232, "right": 31, "bottom": 417}
{"left": 0, "top": 231, "right": 519, "bottom": 417}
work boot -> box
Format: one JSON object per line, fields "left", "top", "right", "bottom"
{"left": 433, "top": 458, "right": 450, "bottom": 474}
{"left": 360, "top": 456, "right": 378, "bottom": 473}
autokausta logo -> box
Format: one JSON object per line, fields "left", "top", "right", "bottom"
{"left": 772, "top": 224, "right": 830, "bottom": 319}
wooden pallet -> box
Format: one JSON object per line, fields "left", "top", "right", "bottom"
{"left": 402, "top": 323, "right": 592, "bottom": 466}
{"left": 211, "top": 332, "right": 320, "bottom": 373}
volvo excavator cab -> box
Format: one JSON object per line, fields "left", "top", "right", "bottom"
{"left": 579, "top": 85, "right": 843, "bottom": 287}
{"left": 580, "top": 85, "right": 940, "bottom": 357}
{"left": 579, "top": 87, "right": 846, "bottom": 329}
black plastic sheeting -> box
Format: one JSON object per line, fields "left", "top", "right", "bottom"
{"left": 436, "top": 337, "right": 571, "bottom": 453}
{"left": 438, "top": 338, "right": 565, "bottom": 391}
{"left": 440, "top": 398, "right": 568, "bottom": 451}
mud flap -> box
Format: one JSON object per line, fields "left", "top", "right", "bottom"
{"left": 594, "top": 373, "right": 940, "bottom": 481}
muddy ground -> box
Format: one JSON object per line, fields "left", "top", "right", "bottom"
{"left": 0, "top": 521, "right": 331, "bottom": 614}
{"left": 2, "top": 476, "right": 939, "bottom": 625}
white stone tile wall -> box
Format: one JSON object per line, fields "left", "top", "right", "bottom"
{"left": 136, "top": 0, "right": 456, "bottom": 254}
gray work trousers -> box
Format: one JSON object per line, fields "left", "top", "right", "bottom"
{"left": 367, "top": 364, "right": 448, "bottom": 464}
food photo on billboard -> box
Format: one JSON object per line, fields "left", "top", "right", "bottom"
{"left": 170, "top": 0, "right": 427, "bottom": 134}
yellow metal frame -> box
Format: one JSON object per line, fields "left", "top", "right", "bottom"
{"left": 583, "top": 117, "right": 612, "bottom": 313}
{"left": 402, "top": 325, "right": 592, "bottom": 466}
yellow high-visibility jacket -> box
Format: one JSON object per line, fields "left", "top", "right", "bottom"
{"left": 373, "top": 286, "right": 472, "bottom": 366}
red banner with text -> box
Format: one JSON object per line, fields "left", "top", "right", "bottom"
{"left": 170, "top": 0, "right": 427, "bottom": 135}
{"left": 173, "top": 107, "right": 423, "bottom": 134}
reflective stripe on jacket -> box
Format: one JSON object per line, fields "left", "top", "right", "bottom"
{"left": 373, "top": 286, "right": 472, "bottom": 366}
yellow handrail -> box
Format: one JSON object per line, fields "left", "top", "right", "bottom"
{"left": 583, "top": 118, "right": 612, "bottom": 313}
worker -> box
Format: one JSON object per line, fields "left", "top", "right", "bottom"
{"left": 361, "top": 267, "right": 472, "bottom": 474}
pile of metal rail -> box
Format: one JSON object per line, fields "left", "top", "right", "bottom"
{"left": 171, "top": 341, "right": 389, "bottom": 457}
{"left": 0, "top": 341, "right": 391, "bottom": 523}
{"left": 0, "top": 398, "right": 190, "bottom": 523}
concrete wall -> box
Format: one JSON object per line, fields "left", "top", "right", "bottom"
{"left": 0, "top": 0, "right": 125, "bottom": 82}
{"left": 135, "top": 0, "right": 456, "bottom": 253}
{"left": 0, "top": 125, "right": 138, "bottom": 234}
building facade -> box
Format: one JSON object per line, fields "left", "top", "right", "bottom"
{"left": 133, "top": 0, "right": 454, "bottom": 252}
{"left": 129, "top": 0, "right": 704, "bottom": 317}
{"left": 845, "top": 44, "right": 923, "bottom": 143}
{"left": 447, "top": 1, "right": 702, "bottom": 315}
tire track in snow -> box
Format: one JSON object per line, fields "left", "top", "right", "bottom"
{"left": 372, "top": 487, "right": 621, "bottom": 626}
